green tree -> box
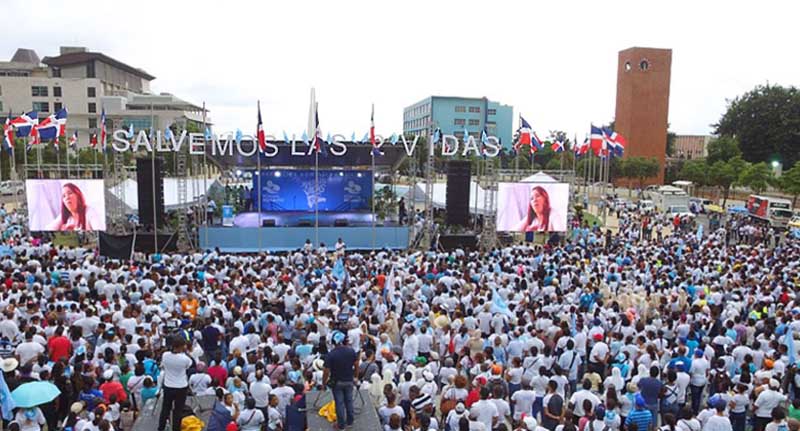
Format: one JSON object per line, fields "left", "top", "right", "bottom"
{"left": 777, "top": 161, "right": 800, "bottom": 207}
{"left": 679, "top": 159, "right": 710, "bottom": 186}
{"left": 714, "top": 84, "right": 800, "bottom": 167}
{"left": 666, "top": 125, "right": 677, "bottom": 157}
{"left": 622, "top": 156, "right": 660, "bottom": 191}
{"left": 706, "top": 136, "right": 742, "bottom": 165}
{"left": 710, "top": 156, "right": 749, "bottom": 207}
{"left": 738, "top": 162, "right": 772, "bottom": 194}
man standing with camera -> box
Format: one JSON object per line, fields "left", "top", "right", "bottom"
{"left": 323, "top": 331, "right": 359, "bottom": 430}
{"left": 158, "top": 336, "right": 193, "bottom": 431}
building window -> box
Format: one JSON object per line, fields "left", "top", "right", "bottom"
{"left": 468, "top": 106, "right": 480, "bottom": 113}
{"left": 0, "top": 102, "right": 3, "bottom": 112}
{"left": 31, "top": 86, "right": 48, "bottom": 97}
{"left": 468, "top": 119, "right": 480, "bottom": 126}
{"left": 88, "top": 118, "right": 97, "bottom": 128}
{"left": 488, "top": 109, "right": 496, "bottom": 116}
{"left": 53, "top": 86, "right": 62, "bottom": 97}
{"left": 32, "top": 101, "right": 49, "bottom": 113}
{"left": 54, "top": 102, "right": 63, "bottom": 111}
{"left": 87, "top": 87, "right": 96, "bottom": 98}
{"left": 86, "top": 62, "right": 95, "bottom": 78}
{"left": 455, "top": 106, "right": 466, "bottom": 113}
{"left": 454, "top": 118, "right": 465, "bottom": 126}
{"left": 88, "top": 102, "right": 96, "bottom": 113}
{"left": 52, "top": 67, "right": 61, "bottom": 78}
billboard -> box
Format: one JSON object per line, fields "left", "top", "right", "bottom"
{"left": 496, "top": 182, "right": 569, "bottom": 232}
{"left": 253, "top": 169, "right": 372, "bottom": 212}
{"left": 26, "top": 179, "right": 107, "bottom": 231}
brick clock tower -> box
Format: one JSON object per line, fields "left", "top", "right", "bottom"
{"left": 614, "top": 47, "right": 672, "bottom": 185}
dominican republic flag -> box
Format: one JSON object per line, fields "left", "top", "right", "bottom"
{"left": 312, "top": 110, "right": 323, "bottom": 152}
{"left": 370, "top": 104, "right": 380, "bottom": 156}
{"left": 514, "top": 115, "right": 533, "bottom": 151}
{"left": 68, "top": 130, "right": 78, "bottom": 149}
{"left": 10, "top": 111, "right": 38, "bottom": 137}
{"left": 36, "top": 108, "right": 68, "bottom": 142}
{"left": 551, "top": 135, "right": 566, "bottom": 153}
{"left": 575, "top": 137, "right": 590, "bottom": 156}
{"left": 99, "top": 107, "right": 107, "bottom": 151}
{"left": 602, "top": 128, "right": 626, "bottom": 157}
{"left": 590, "top": 125, "right": 605, "bottom": 155}
{"left": 90, "top": 133, "right": 98, "bottom": 149}
{"left": 2, "top": 112, "right": 14, "bottom": 153}
{"left": 256, "top": 101, "right": 266, "bottom": 152}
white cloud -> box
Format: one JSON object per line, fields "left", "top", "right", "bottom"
{"left": 2, "top": 0, "right": 798, "bottom": 138}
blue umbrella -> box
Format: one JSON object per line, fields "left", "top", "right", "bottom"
{"left": 11, "top": 382, "right": 60, "bottom": 408}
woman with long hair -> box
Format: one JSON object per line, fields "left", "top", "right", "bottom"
{"left": 45, "top": 183, "right": 102, "bottom": 231}
{"left": 517, "top": 186, "right": 554, "bottom": 232}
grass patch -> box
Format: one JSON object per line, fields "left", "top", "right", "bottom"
{"left": 582, "top": 211, "right": 602, "bottom": 228}
{"left": 53, "top": 232, "right": 80, "bottom": 248}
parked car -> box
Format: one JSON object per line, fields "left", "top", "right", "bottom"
{"left": 639, "top": 200, "right": 655, "bottom": 212}
{"left": 788, "top": 215, "right": 800, "bottom": 230}
{"left": 0, "top": 181, "right": 23, "bottom": 196}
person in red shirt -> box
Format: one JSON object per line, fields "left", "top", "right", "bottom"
{"left": 99, "top": 370, "right": 127, "bottom": 403}
{"left": 207, "top": 353, "right": 228, "bottom": 388}
{"left": 47, "top": 326, "right": 71, "bottom": 362}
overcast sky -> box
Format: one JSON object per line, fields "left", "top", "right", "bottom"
{"left": 3, "top": 0, "right": 798, "bottom": 140}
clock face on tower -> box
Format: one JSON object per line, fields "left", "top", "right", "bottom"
{"left": 639, "top": 59, "right": 650, "bottom": 71}
{"left": 624, "top": 61, "right": 632, "bottom": 72}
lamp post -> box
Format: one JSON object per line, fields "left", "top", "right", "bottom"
{"left": 772, "top": 160, "right": 783, "bottom": 178}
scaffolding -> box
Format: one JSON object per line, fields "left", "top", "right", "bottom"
{"left": 110, "top": 151, "right": 127, "bottom": 233}
{"left": 479, "top": 157, "right": 498, "bottom": 250}
{"left": 175, "top": 147, "right": 192, "bottom": 251}
{"left": 420, "top": 138, "right": 435, "bottom": 250}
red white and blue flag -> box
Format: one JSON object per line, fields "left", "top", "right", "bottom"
{"left": 99, "top": 108, "right": 107, "bottom": 151}
{"left": 10, "top": 111, "right": 38, "bottom": 137}
{"left": 312, "top": 108, "right": 323, "bottom": 152}
{"left": 590, "top": 125, "right": 605, "bottom": 155}
{"left": 68, "top": 130, "right": 78, "bottom": 149}
{"left": 256, "top": 101, "right": 266, "bottom": 152}
{"left": 602, "top": 128, "right": 626, "bottom": 157}
{"left": 551, "top": 135, "right": 565, "bottom": 153}
{"left": 370, "top": 104, "right": 381, "bottom": 156}
{"left": 3, "top": 112, "right": 13, "bottom": 153}
{"left": 514, "top": 115, "right": 532, "bottom": 151}
{"left": 90, "top": 133, "right": 98, "bottom": 149}
{"left": 36, "top": 108, "right": 68, "bottom": 142}
{"left": 575, "top": 137, "right": 590, "bottom": 156}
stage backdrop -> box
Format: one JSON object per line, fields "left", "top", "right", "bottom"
{"left": 253, "top": 169, "right": 372, "bottom": 212}
{"left": 496, "top": 182, "right": 569, "bottom": 232}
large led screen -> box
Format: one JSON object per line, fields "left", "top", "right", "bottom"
{"left": 496, "top": 182, "right": 569, "bottom": 232}
{"left": 26, "top": 179, "right": 106, "bottom": 231}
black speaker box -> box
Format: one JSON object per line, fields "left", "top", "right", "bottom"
{"left": 136, "top": 158, "right": 165, "bottom": 226}
{"left": 446, "top": 160, "right": 471, "bottom": 226}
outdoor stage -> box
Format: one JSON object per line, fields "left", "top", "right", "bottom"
{"left": 199, "top": 225, "right": 410, "bottom": 252}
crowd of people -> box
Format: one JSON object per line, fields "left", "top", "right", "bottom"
{"left": 0, "top": 199, "right": 799, "bottom": 431}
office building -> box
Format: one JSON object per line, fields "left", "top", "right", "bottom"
{"left": 614, "top": 47, "right": 672, "bottom": 185}
{"left": 673, "top": 135, "right": 711, "bottom": 160}
{"left": 402, "top": 96, "right": 513, "bottom": 149}
{"left": 0, "top": 46, "right": 209, "bottom": 147}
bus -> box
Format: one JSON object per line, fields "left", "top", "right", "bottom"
{"left": 746, "top": 195, "right": 794, "bottom": 228}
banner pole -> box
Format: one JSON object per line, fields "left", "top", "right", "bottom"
{"left": 202, "top": 101, "right": 208, "bottom": 249}
{"left": 315, "top": 147, "right": 319, "bottom": 247}
{"left": 371, "top": 152, "right": 376, "bottom": 249}
{"left": 257, "top": 138, "right": 262, "bottom": 253}
{"left": 151, "top": 103, "right": 158, "bottom": 254}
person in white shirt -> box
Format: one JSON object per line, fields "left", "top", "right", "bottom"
{"left": 569, "top": 380, "right": 601, "bottom": 417}
{"left": 158, "top": 336, "right": 193, "bottom": 431}
{"left": 470, "top": 388, "right": 499, "bottom": 431}
{"left": 703, "top": 397, "right": 733, "bottom": 431}
{"left": 754, "top": 379, "right": 787, "bottom": 431}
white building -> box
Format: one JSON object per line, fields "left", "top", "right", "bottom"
{"left": 0, "top": 46, "right": 209, "bottom": 147}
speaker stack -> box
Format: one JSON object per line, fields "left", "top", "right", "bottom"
{"left": 445, "top": 160, "right": 471, "bottom": 226}
{"left": 136, "top": 158, "right": 165, "bottom": 227}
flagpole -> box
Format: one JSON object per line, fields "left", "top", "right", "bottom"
{"left": 66, "top": 139, "right": 70, "bottom": 178}
{"left": 203, "top": 101, "right": 208, "bottom": 249}
{"left": 56, "top": 140, "right": 60, "bottom": 177}
{"left": 257, "top": 101, "right": 262, "bottom": 254}
{"left": 151, "top": 103, "right": 158, "bottom": 254}
{"left": 315, "top": 145, "right": 319, "bottom": 247}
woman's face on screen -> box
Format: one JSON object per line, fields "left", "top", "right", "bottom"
{"left": 530, "top": 189, "right": 546, "bottom": 215}
{"left": 62, "top": 186, "right": 79, "bottom": 213}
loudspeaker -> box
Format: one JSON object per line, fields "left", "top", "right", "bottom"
{"left": 334, "top": 219, "right": 349, "bottom": 227}
{"left": 136, "top": 158, "right": 164, "bottom": 227}
{"left": 262, "top": 219, "right": 276, "bottom": 227}
{"left": 298, "top": 220, "right": 313, "bottom": 227}
{"left": 446, "top": 160, "right": 471, "bottom": 226}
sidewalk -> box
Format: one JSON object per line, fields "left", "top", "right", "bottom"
{"left": 586, "top": 203, "right": 620, "bottom": 232}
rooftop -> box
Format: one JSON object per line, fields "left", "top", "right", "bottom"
{"left": 42, "top": 48, "right": 155, "bottom": 80}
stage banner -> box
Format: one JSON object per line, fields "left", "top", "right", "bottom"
{"left": 222, "top": 205, "right": 234, "bottom": 226}
{"left": 254, "top": 169, "right": 372, "bottom": 212}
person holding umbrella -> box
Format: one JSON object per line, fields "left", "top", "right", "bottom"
{"left": 14, "top": 406, "right": 46, "bottom": 431}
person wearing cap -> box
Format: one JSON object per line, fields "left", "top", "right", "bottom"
{"left": 703, "top": 396, "right": 733, "bottom": 431}
{"left": 158, "top": 336, "right": 194, "bottom": 431}
{"left": 625, "top": 394, "right": 653, "bottom": 431}
{"left": 588, "top": 332, "right": 609, "bottom": 377}
{"left": 324, "top": 330, "right": 359, "bottom": 430}
{"left": 446, "top": 402, "right": 469, "bottom": 431}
